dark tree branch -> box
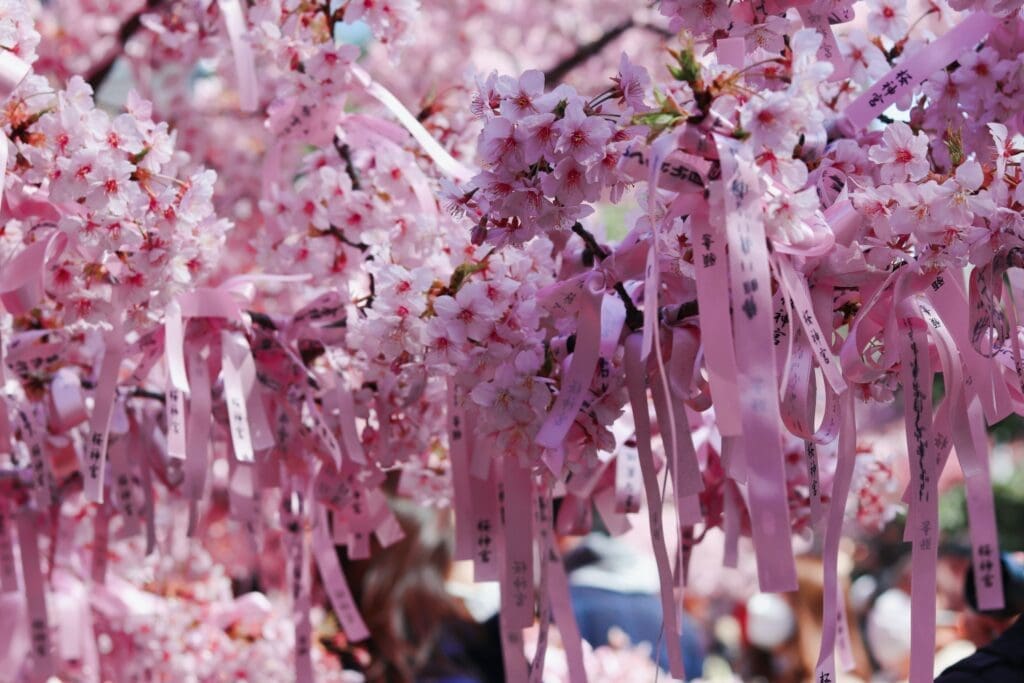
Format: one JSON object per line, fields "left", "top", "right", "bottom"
{"left": 569, "top": 222, "right": 700, "bottom": 333}
{"left": 637, "top": 22, "right": 673, "bottom": 39}
{"left": 78, "top": 382, "right": 166, "bottom": 403}
{"left": 571, "top": 222, "right": 645, "bottom": 330}
{"left": 86, "top": 0, "right": 165, "bottom": 92}
{"left": 325, "top": 225, "right": 369, "bottom": 252}
{"left": 660, "top": 300, "right": 699, "bottom": 325}
{"left": 333, "top": 136, "right": 362, "bottom": 191}
{"left": 544, "top": 18, "right": 635, "bottom": 86}
{"left": 130, "top": 387, "right": 166, "bottom": 403}
{"left": 571, "top": 221, "right": 609, "bottom": 260}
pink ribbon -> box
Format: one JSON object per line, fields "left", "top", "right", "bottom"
{"left": 797, "top": 5, "right": 849, "bottom": 80}
{"left": 716, "top": 37, "right": 745, "bottom": 68}
{"left": 731, "top": 0, "right": 813, "bottom": 22}
{"left": 717, "top": 135, "right": 797, "bottom": 592}
{"left": 184, "top": 344, "right": 212, "bottom": 533}
{"left": 535, "top": 490, "right": 588, "bottom": 683}
{"left": 218, "top": 0, "right": 259, "bottom": 112}
{"left": 842, "top": 11, "right": 1001, "bottom": 131}
{"left": 814, "top": 391, "right": 855, "bottom": 682}
{"left": 470, "top": 460, "right": 500, "bottom": 582}
{"left": 536, "top": 277, "right": 604, "bottom": 452}
{"left": 313, "top": 505, "right": 370, "bottom": 642}
{"left": 304, "top": 395, "right": 343, "bottom": 469}
{"left": 624, "top": 333, "right": 686, "bottom": 680}
{"left": 350, "top": 63, "right": 473, "bottom": 181}
{"left": 107, "top": 419, "right": 143, "bottom": 538}
{"left": 83, "top": 330, "right": 124, "bottom": 503}
{"left": 90, "top": 504, "right": 109, "bottom": 585}
{"left": 776, "top": 255, "right": 847, "bottom": 394}
{"left": 690, "top": 204, "right": 744, "bottom": 438}
{"left": 447, "top": 381, "right": 475, "bottom": 561}
{"left": 138, "top": 425, "right": 157, "bottom": 555}
{"left": 324, "top": 349, "right": 368, "bottom": 465}
{"left": 778, "top": 334, "right": 841, "bottom": 446}
{"left": 618, "top": 145, "right": 711, "bottom": 194}
{"left": 896, "top": 307, "right": 939, "bottom": 683}
{"left": 17, "top": 403, "right": 51, "bottom": 508}
{"left": 721, "top": 474, "right": 742, "bottom": 568}
{"left": 283, "top": 492, "right": 314, "bottom": 683}
{"left": 0, "top": 51, "right": 30, "bottom": 102}
{"left": 499, "top": 608, "right": 530, "bottom": 683}
{"left": 17, "top": 509, "right": 54, "bottom": 679}
{"left": 929, "top": 272, "right": 1003, "bottom": 422}
{"left": 613, "top": 440, "right": 642, "bottom": 514}
{"left": 0, "top": 231, "right": 67, "bottom": 316}
{"left": 656, "top": 336, "right": 703, "bottom": 496}
{"left": 500, "top": 457, "right": 535, "bottom": 630}
{"left": 955, "top": 393, "right": 1005, "bottom": 611}
{"left": 530, "top": 496, "right": 552, "bottom": 683}
{"left": 221, "top": 331, "right": 257, "bottom": 463}
{"left": 0, "top": 504, "right": 17, "bottom": 593}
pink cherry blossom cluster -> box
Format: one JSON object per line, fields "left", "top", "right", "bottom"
{"left": 0, "top": 530, "right": 362, "bottom": 682}
{"left": 1, "top": 1, "right": 1024, "bottom": 682}
{"left": 659, "top": 0, "right": 857, "bottom": 40}
{"left": 257, "top": 117, "right": 446, "bottom": 285}
{"left": 131, "top": 0, "right": 415, "bottom": 141}
{"left": 127, "top": 1, "right": 359, "bottom": 140}
{"left": 438, "top": 2, "right": 1024, "bottom": 675}
{"left": 851, "top": 446, "right": 901, "bottom": 531}
{"left": 344, "top": 236, "right": 557, "bottom": 460}
{"left": 450, "top": 59, "right": 650, "bottom": 247}
{"left": 0, "top": 0, "right": 37, "bottom": 64}
{"left": 3, "top": 73, "right": 228, "bottom": 329}
{"left": 86, "top": 550, "right": 359, "bottom": 683}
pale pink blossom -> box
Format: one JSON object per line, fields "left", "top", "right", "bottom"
{"left": 555, "top": 101, "right": 611, "bottom": 163}
{"left": 866, "top": 0, "right": 910, "bottom": 41}
{"left": 612, "top": 53, "right": 650, "bottom": 111}
{"left": 740, "top": 91, "right": 800, "bottom": 152}
{"left": 868, "top": 122, "right": 932, "bottom": 182}
{"left": 433, "top": 280, "right": 498, "bottom": 343}
{"left": 498, "top": 69, "right": 545, "bottom": 121}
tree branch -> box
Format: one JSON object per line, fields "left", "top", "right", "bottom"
{"left": 660, "top": 300, "right": 699, "bottom": 325}
{"left": 571, "top": 222, "right": 644, "bottom": 330}
{"left": 571, "top": 221, "right": 609, "bottom": 260}
{"left": 637, "top": 22, "right": 673, "bottom": 39}
{"left": 86, "top": 0, "right": 166, "bottom": 92}
{"left": 544, "top": 18, "right": 635, "bottom": 86}
{"left": 333, "top": 136, "right": 362, "bottom": 191}
{"left": 324, "top": 225, "right": 369, "bottom": 252}
{"left": 569, "top": 222, "right": 700, "bottom": 332}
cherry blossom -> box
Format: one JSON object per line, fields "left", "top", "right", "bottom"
{"left": 867, "top": 121, "right": 932, "bottom": 183}
{"left": 866, "top": 0, "right": 911, "bottom": 41}
{"left": 2, "top": 2, "right": 1024, "bottom": 682}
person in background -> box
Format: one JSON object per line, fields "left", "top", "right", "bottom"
{"left": 745, "top": 555, "right": 872, "bottom": 683}
{"left": 934, "top": 615, "right": 1024, "bottom": 682}
{"left": 563, "top": 530, "right": 706, "bottom": 679}
{"left": 935, "top": 551, "right": 1024, "bottom": 682}
{"left": 337, "top": 498, "right": 506, "bottom": 683}
{"left": 864, "top": 586, "right": 912, "bottom": 680}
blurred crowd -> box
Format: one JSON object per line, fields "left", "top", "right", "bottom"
{"left": 300, "top": 412, "right": 1024, "bottom": 683}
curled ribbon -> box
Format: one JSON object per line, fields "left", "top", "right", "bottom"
{"left": 350, "top": 64, "right": 473, "bottom": 181}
